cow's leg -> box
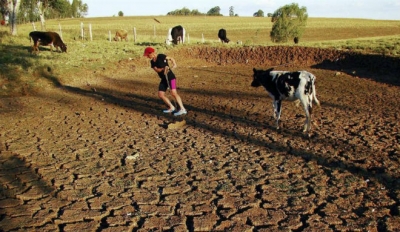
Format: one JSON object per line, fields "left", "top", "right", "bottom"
{"left": 300, "top": 97, "right": 312, "bottom": 133}
{"left": 33, "top": 41, "right": 39, "bottom": 53}
{"left": 307, "top": 96, "right": 314, "bottom": 132}
{"left": 273, "top": 100, "right": 282, "bottom": 129}
{"left": 272, "top": 102, "right": 277, "bottom": 119}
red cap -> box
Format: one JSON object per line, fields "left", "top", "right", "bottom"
{"left": 143, "top": 46, "right": 155, "bottom": 56}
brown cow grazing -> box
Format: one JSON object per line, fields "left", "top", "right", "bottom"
{"left": 29, "top": 31, "right": 67, "bottom": 53}
{"left": 114, "top": 29, "right": 128, "bottom": 41}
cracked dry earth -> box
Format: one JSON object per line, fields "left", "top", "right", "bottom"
{"left": 0, "top": 46, "right": 400, "bottom": 231}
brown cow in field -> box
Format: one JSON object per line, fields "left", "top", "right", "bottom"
{"left": 29, "top": 31, "right": 67, "bottom": 53}
{"left": 114, "top": 29, "right": 128, "bottom": 41}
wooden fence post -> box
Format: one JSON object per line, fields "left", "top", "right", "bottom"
{"left": 58, "top": 23, "right": 62, "bottom": 39}
{"left": 133, "top": 27, "right": 137, "bottom": 43}
{"left": 89, "top": 24, "right": 93, "bottom": 41}
{"left": 80, "top": 22, "right": 84, "bottom": 40}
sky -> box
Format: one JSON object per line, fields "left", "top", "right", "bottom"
{"left": 81, "top": 0, "right": 400, "bottom": 20}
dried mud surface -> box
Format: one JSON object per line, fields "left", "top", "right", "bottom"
{"left": 0, "top": 46, "right": 399, "bottom": 231}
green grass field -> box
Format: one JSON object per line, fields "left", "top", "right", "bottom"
{"left": 5, "top": 16, "right": 400, "bottom": 49}
{"left": 0, "top": 16, "right": 399, "bottom": 96}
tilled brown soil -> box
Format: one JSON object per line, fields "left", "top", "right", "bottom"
{"left": 0, "top": 46, "right": 399, "bottom": 231}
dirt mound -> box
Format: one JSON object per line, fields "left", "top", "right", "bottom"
{"left": 183, "top": 46, "right": 345, "bottom": 66}
{"left": 171, "top": 46, "right": 400, "bottom": 85}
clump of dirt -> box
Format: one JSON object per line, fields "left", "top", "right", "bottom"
{"left": 167, "top": 120, "right": 186, "bottom": 129}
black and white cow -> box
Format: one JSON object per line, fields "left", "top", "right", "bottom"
{"left": 251, "top": 68, "right": 320, "bottom": 133}
{"left": 166, "top": 25, "right": 185, "bottom": 45}
{"left": 218, "top": 29, "right": 230, "bottom": 43}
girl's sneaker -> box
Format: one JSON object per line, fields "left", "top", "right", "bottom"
{"left": 174, "top": 109, "right": 187, "bottom": 116}
{"left": 163, "top": 108, "right": 175, "bottom": 113}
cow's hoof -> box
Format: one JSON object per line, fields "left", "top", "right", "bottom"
{"left": 303, "top": 129, "right": 312, "bottom": 138}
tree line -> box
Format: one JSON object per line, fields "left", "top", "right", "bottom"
{"left": 166, "top": 6, "right": 266, "bottom": 17}
{"left": 1, "top": 0, "right": 88, "bottom": 35}
{"left": 166, "top": 6, "right": 223, "bottom": 16}
{"left": 1, "top": 0, "right": 88, "bottom": 24}
{"left": 2, "top": 2, "right": 307, "bottom": 44}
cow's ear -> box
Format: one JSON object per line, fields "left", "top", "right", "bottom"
{"left": 253, "top": 68, "right": 257, "bottom": 73}
{"left": 266, "top": 67, "right": 274, "bottom": 72}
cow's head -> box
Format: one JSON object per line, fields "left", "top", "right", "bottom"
{"left": 251, "top": 68, "right": 274, "bottom": 87}
{"left": 60, "top": 44, "right": 67, "bottom": 53}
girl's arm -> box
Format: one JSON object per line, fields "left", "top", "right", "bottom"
{"left": 166, "top": 56, "right": 177, "bottom": 69}
{"left": 153, "top": 66, "right": 164, "bottom": 73}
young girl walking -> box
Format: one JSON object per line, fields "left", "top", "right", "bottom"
{"left": 143, "top": 46, "right": 187, "bottom": 116}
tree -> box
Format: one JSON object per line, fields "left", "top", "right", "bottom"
{"left": 253, "top": 9, "right": 264, "bottom": 17}
{"left": 207, "top": 6, "right": 222, "bottom": 16}
{"left": 190, "top": 9, "right": 202, "bottom": 15}
{"left": 8, "top": 0, "right": 21, "bottom": 35}
{"left": 229, "top": 6, "right": 234, "bottom": 17}
{"left": 0, "top": 0, "right": 9, "bottom": 22}
{"left": 167, "top": 7, "right": 203, "bottom": 16}
{"left": 18, "top": 0, "right": 37, "bottom": 23}
{"left": 5, "top": 0, "right": 86, "bottom": 23}
{"left": 36, "top": 0, "right": 53, "bottom": 30}
{"left": 270, "top": 3, "right": 308, "bottom": 43}
{"left": 71, "top": 0, "right": 88, "bottom": 18}
{"left": 49, "top": 0, "right": 71, "bottom": 18}
{"left": 118, "top": 11, "right": 123, "bottom": 16}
